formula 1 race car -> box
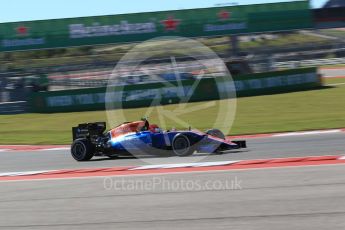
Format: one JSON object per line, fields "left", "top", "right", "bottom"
{"left": 71, "top": 118, "right": 246, "bottom": 161}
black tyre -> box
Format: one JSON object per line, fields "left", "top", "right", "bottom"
{"left": 172, "top": 134, "right": 194, "bottom": 157}
{"left": 71, "top": 138, "right": 95, "bottom": 161}
{"left": 206, "top": 129, "right": 225, "bottom": 139}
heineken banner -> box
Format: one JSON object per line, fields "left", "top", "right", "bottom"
{"left": 30, "top": 67, "right": 320, "bottom": 113}
{"left": 0, "top": 1, "right": 312, "bottom": 52}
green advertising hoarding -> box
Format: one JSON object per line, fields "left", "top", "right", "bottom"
{"left": 0, "top": 1, "right": 312, "bottom": 52}
{"left": 30, "top": 67, "right": 320, "bottom": 113}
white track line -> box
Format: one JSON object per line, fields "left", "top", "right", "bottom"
{"left": 0, "top": 156, "right": 344, "bottom": 183}
{"left": 274, "top": 129, "right": 342, "bottom": 137}
{"left": 39, "top": 147, "right": 70, "bottom": 151}
{"left": 131, "top": 161, "right": 244, "bottom": 170}
{"left": 0, "top": 170, "right": 53, "bottom": 177}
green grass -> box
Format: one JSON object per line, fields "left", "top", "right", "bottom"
{"left": 321, "top": 64, "right": 345, "bottom": 68}
{"left": 324, "top": 77, "right": 345, "bottom": 85}
{"left": 319, "top": 29, "right": 345, "bottom": 39}
{"left": 1, "top": 83, "right": 345, "bottom": 145}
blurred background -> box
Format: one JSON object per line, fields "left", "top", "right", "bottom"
{"left": 0, "top": 0, "right": 344, "bottom": 115}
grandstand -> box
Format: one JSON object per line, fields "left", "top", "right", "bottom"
{"left": 2, "top": 29, "right": 343, "bottom": 91}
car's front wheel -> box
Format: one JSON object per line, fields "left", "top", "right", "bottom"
{"left": 206, "top": 129, "right": 225, "bottom": 139}
{"left": 71, "top": 138, "right": 94, "bottom": 161}
{"left": 172, "top": 134, "right": 194, "bottom": 157}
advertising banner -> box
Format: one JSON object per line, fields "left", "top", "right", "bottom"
{"left": 0, "top": 1, "right": 312, "bottom": 51}
{"left": 29, "top": 67, "right": 320, "bottom": 113}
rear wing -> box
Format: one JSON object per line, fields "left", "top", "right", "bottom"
{"left": 72, "top": 122, "right": 106, "bottom": 141}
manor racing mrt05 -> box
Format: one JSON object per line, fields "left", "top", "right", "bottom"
{"left": 71, "top": 118, "right": 246, "bottom": 161}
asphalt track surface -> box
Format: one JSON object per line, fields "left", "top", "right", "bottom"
{"left": 0, "top": 164, "right": 344, "bottom": 229}
{"left": 0, "top": 132, "right": 344, "bottom": 172}
{"left": 0, "top": 133, "right": 344, "bottom": 229}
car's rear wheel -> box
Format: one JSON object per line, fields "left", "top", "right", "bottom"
{"left": 71, "top": 138, "right": 94, "bottom": 161}
{"left": 172, "top": 134, "right": 194, "bottom": 157}
{"left": 206, "top": 129, "right": 225, "bottom": 139}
